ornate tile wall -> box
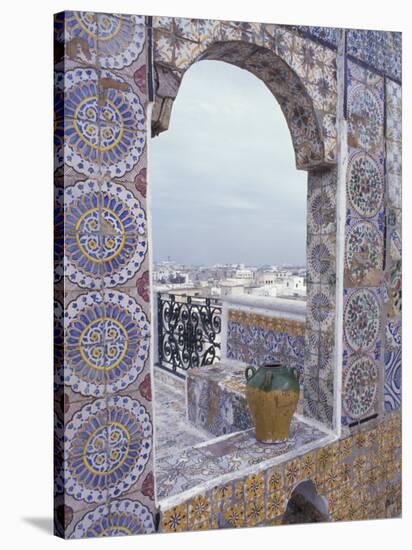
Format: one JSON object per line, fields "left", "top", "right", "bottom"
{"left": 347, "top": 30, "right": 401, "bottom": 82}
{"left": 54, "top": 13, "right": 402, "bottom": 538}
{"left": 54, "top": 11, "right": 156, "bottom": 538}
{"left": 161, "top": 411, "right": 401, "bottom": 531}
{"left": 304, "top": 167, "right": 337, "bottom": 428}
{"left": 341, "top": 60, "right": 386, "bottom": 427}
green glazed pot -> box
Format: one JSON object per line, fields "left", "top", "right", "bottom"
{"left": 245, "top": 363, "right": 300, "bottom": 443}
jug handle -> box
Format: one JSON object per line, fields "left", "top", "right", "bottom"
{"left": 291, "top": 367, "right": 300, "bottom": 383}
{"left": 245, "top": 366, "right": 257, "bottom": 382}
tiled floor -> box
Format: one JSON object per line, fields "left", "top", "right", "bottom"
{"left": 154, "top": 376, "right": 212, "bottom": 460}
{"left": 154, "top": 368, "right": 331, "bottom": 503}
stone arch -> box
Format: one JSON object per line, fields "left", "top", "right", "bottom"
{"left": 152, "top": 43, "right": 326, "bottom": 170}
{"left": 152, "top": 21, "right": 338, "bottom": 170}
{"left": 283, "top": 479, "right": 329, "bottom": 524}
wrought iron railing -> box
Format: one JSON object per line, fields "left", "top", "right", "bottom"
{"left": 157, "top": 293, "right": 222, "bottom": 375}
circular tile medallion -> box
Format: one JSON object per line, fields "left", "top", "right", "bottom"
{"left": 343, "top": 355, "right": 378, "bottom": 419}
{"left": 344, "top": 289, "right": 380, "bottom": 352}
{"left": 347, "top": 152, "right": 383, "bottom": 217}
{"left": 55, "top": 12, "right": 144, "bottom": 69}
{"left": 63, "top": 180, "right": 147, "bottom": 288}
{"left": 348, "top": 85, "right": 383, "bottom": 152}
{"left": 57, "top": 68, "right": 145, "bottom": 177}
{"left": 62, "top": 291, "right": 149, "bottom": 396}
{"left": 345, "top": 220, "right": 383, "bottom": 285}
{"left": 72, "top": 499, "right": 154, "bottom": 538}
{"left": 65, "top": 396, "right": 152, "bottom": 503}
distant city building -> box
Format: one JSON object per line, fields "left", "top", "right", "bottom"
{"left": 153, "top": 260, "right": 306, "bottom": 300}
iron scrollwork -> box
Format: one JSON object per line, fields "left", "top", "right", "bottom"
{"left": 157, "top": 293, "right": 222, "bottom": 373}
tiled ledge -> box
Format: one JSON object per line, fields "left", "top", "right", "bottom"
{"left": 157, "top": 415, "right": 335, "bottom": 510}
{"left": 222, "top": 295, "right": 306, "bottom": 321}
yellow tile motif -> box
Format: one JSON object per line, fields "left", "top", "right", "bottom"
{"left": 223, "top": 502, "right": 245, "bottom": 528}
{"left": 188, "top": 495, "right": 211, "bottom": 526}
{"left": 162, "top": 504, "right": 188, "bottom": 533}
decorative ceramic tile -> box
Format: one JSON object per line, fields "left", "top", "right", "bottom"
{"left": 347, "top": 29, "right": 401, "bottom": 82}
{"left": 95, "top": 14, "right": 145, "bottom": 76}
{"left": 386, "top": 79, "right": 402, "bottom": 209}
{"left": 68, "top": 498, "right": 155, "bottom": 538}
{"left": 307, "top": 184, "right": 336, "bottom": 235}
{"left": 344, "top": 220, "right": 383, "bottom": 287}
{"left": 347, "top": 81, "right": 384, "bottom": 155}
{"left": 56, "top": 11, "right": 402, "bottom": 537}
{"left": 307, "top": 285, "right": 334, "bottom": 332}
{"left": 151, "top": 17, "right": 337, "bottom": 168}
{"left": 226, "top": 310, "right": 305, "bottom": 373}
{"left": 62, "top": 180, "right": 148, "bottom": 289}
{"left": 343, "top": 288, "right": 381, "bottom": 353}
{"left": 63, "top": 395, "right": 153, "bottom": 507}
{"left": 347, "top": 151, "right": 384, "bottom": 218}
{"left": 297, "top": 25, "right": 338, "bottom": 47}
{"left": 386, "top": 260, "right": 402, "bottom": 318}
{"left": 384, "top": 349, "right": 401, "bottom": 411}
{"left": 187, "top": 363, "right": 252, "bottom": 436}
{"left": 55, "top": 11, "right": 145, "bottom": 72}
{"left": 386, "top": 319, "right": 401, "bottom": 351}
{"left": 307, "top": 233, "right": 336, "bottom": 285}
{"left": 156, "top": 420, "right": 327, "bottom": 499}
{"left": 342, "top": 355, "right": 378, "bottom": 420}
{"left": 60, "top": 290, "right": 150, "bottom": 397}
{"left": 56, "top": 66, "right": 146, "bottom": 179}
{"left": 54, "top": 11, "right": 98, "bottom": 67}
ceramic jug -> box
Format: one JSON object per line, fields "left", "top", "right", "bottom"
{"left": 245, "top": 363, "right": 300, "bottom": 443}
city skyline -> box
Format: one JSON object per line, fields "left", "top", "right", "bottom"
{"left": 150, "top": 60, "right": 307, "bottom": 266}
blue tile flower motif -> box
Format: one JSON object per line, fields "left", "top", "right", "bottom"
{"left": 298, "top": 26, "right": 338, "bottom": 47}
{"left": 71, "top": 499, "right": 155, "bottom": 538}
{"left": 63, "top": 180, "right": 147, "bottom": 288}
{"left": 61, "top": 291, "right": 149, "bottom": 396}
{"left": 57, "top": 68, "right": 146, "bottom": 177}
{"left": 55, "top": 11, "right": 145, "bottom": 69}
{"left": 64, "top": 397, "right": 152, "bottom": 504}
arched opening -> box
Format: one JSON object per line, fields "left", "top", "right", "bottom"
{"left": 150, "top": 57, "right": 316, "bottom": 505}
{"left": 282, "top": 480, "right": 329, "bottom": 524}
{"left": 149, "top": 34, "right": 338, "bottom": 508}
{"left": 151, "top": 59, "right": 307, "bottom": 269}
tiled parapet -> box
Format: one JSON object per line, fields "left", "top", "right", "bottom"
{"left": 159, "top": 411, "right": 401, "bottom": 531}
{"left": 157, "top": 416, "right": 331, "bottom": 504}
{"left": 54, "top": 11, "right": 156, "bottom": 539}
{"left": 187, "top": 363, "right": 252, "bottom": 437}
{"left": 222, "top": 299, "right": 306, "bottom": 413}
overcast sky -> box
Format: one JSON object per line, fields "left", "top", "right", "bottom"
{"left": 150, "top": 60, "right": 307, "bottom": 266}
